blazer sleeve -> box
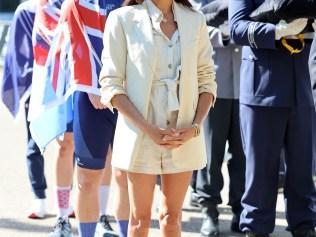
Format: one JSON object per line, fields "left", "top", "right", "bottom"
{"left": 99, "top": 11, "right": 127, "bottom": 111}
{"left": 197, "top": 14, "right": 217, "bottom": 103}
{"left": 229, "top": 0, "right": 277, "bottom": 49}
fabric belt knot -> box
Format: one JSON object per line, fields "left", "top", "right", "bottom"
{"left": 153, "top": 65, "right": 181, "bottom": 112}
{"left": 163, "top": 79, "right": 180, "bottom": 112}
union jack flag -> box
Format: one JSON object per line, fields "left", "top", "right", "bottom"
{"left": 29, "top": 0, "right": 122, "bottom": 148}
{"left": 48, "top": 0, "right": 122, "bottom": 98}
{"left": 28, "top": 0, "right": 63, "bottom": 121}
{"left": 33, "top": 0, "right": 63, "bottom": 66}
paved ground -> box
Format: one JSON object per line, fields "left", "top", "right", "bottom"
{"left": 0, "top": 67, "right": 291, "bottom": 236}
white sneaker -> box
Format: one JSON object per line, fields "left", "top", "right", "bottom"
{"left": 27, "top": 199, "right": 47, "bottom": 219}
{"left": 49, "top": 217, "right": 73, "bottom": 237}
{"left": 94, "top": 215, "right": 118, "bottom": 237}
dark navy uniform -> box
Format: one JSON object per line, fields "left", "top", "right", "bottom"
{"left": 308, "top": 36, "right": 316, "bottom": 177}
{"left": 230, "top": 0, "right": 316, "bottom": 234}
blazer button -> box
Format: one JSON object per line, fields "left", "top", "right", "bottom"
{"left": 168, "top": 64, "right": 172, "bottom": 69}
{"left": 234, "top": 48, "right": 239, "bottom": 53}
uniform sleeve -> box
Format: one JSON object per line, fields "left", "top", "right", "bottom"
{"left": 229, "top": 0, "right": 277, "bottom": 49}
{"left": 197, "top": 14, "right": 217, "bottom": 104}
{"left": 99, "top": 11, "right": 127, "bottom": 111}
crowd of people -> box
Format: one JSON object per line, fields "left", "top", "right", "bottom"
{"left": 1, "top": 0, "right": 316, "bottom": 237}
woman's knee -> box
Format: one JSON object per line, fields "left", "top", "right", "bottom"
{"left": 159, "top": 210, "right": 181, "bottom": 230}
{"left": 130, "top": 212, "right": 152, "bottom": 230}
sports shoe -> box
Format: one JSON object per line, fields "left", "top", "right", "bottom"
{"left": 49, "top": 217, "right": 73, "bottom": 237}
{"left": 27, "top": 199, "right": 47, "bottom": 219}
{"left": 95, "top": 215, "right": 118, "bottom": 237}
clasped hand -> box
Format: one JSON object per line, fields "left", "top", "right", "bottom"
{"left": 146, "top": 125, "right": 195, "bottom": 150}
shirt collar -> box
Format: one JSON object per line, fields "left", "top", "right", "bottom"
{"left": 146, "top": 0, "right": 177, "bottom": 23}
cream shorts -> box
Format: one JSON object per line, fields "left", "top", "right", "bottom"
{"left": 128, "top": 82, "right": 193, "bottom": 174}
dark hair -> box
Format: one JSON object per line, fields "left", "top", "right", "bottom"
{"left": 122, "top": 0, "right": 192, "bottom": 8}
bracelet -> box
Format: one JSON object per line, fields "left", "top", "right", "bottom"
{"left": 192, "top": 123, "right": 200, "bottom": 137}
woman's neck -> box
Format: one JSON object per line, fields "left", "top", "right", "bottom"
{"left": 151, "top": 0, "right": 173, "bottom": 15}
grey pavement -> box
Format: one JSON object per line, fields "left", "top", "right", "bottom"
{"left": 0, "top": 70, "right": 291, "bottom": 236}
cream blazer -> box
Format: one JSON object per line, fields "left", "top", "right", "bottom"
{"left": 99, "top": 1, "right": 217, "bottom": 171}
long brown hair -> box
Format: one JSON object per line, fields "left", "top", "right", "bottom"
{"left": 122, "top": 0, "right": 192, "bottom": 8}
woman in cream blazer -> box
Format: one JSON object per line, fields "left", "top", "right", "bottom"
{"left": 99, "top": 0, "right": 217, "bottom": 235}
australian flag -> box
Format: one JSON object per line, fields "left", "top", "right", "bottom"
{"left": 29, "top": 0, "right": 121, "bottom": 149}
{"left": 1, "top": 0, "right": 37, "bottom": 118}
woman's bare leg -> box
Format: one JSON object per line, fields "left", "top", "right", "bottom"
{"left": 159, "top": 171, "right": 193, "bottom": 237}
{"left": 127, "top": 172, "right": 156, "bottom": 237}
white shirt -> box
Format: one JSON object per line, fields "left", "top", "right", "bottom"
{"left": 146, "top": 0, "right": 181, "bottom": 112}
{"left": 146, "top": 0, "right": 181, "bottom": 80}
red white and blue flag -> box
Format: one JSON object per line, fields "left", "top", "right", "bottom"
{"left": 27, "top": 0, "right": 67, "bottom": 148}
{"left": 28, "top": 0, "right": 63, "bottom": 121}
{"left": 29, "top": 0, "right": 121, "bottom": 148}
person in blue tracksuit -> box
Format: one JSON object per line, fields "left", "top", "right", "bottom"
{"left": 230, "top": 0, "right": 316, "bottom": 237}
{"left": 1, "top": 0, "right": 48, "bottom": 219}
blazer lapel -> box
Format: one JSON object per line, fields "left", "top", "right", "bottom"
{"left": 132, "top": 2, "right": 157, "bottom": 73}
{"left": 174, "top": 2, "right": 193, "bottom": 68}
{"left": 173, "top": 2, "right": 193, "bottom": 124}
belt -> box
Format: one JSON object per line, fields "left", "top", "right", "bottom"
{"left": 152, "top": 65, "right": 181, "bottom": 112}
